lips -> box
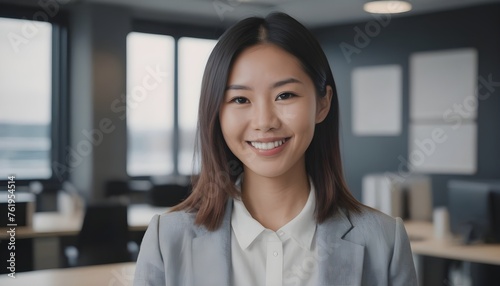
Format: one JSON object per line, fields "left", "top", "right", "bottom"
{"left": 247, "top": 138, "right": 290, "bottom": 150}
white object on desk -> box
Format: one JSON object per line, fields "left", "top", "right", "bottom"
{"left": 362, "top": 173, "right": 433, "bottom": 220}
{"left": 362, "top": 173, "right": 403, "bottom": 217}
{"left": 433, "top": 207, "right": 451, "bottom": 239}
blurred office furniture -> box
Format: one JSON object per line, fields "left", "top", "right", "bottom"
{"left": 446, "top": 180, "right": 500, "bottom": 285}
{"left": 405, "top": 221, "right": 500, "bottom": 265}
{"left": 2, "top": 221, "right": 497, "bottom": 285}
{"left": 147, "top": 175, "right": 191, "bottom": 207}
{"left": 27, "top": 181, "right": 82, "bottom": 212}
{"left": 64, "top": 202, "right": 135, "bottom": 267}
{"left": 105, "top": 180, "right": 131, "bottom": 198}
{"left": 0, "top": 262, "right": 135, "bottom": 286}
{"left": 0, "top": 204, "right": 168, "bottom": 240}
{"left": 0, "top": 191, "right": 35, "bottom": 227}
{"left": 405, "top": 220, "right": 500, "bottom": 286}
{"left": 0, "top": 203, "right": 167, "bottom": 272}
{"left": 57, "top": 183, "right": 85, "bottom": 217}
{"left": 104, "top": 179, "right": 132, "bottom": 205}
{"left": 0, "top": 191, "right": 36, "bottom": 273}
{"left": 362, "top": 173, "right": 432, "bottom": 220}
{"left": 29, "top": 181, "right": 62, "bottom": 212}
{"left": 147, "top": 183, "right": 190, "bottom": 207}
{"left": 448, "top": 180, "right": 500, "bottom": 244}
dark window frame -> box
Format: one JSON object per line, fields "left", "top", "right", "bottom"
{"left": 128, "top": 20, "right": 223, "bottom": 179}
{"left": 0, "top": 5, "right": 69, "bottom": 189}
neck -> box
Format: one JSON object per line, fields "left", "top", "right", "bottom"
{"left": 241, "top": 164, "right": 310, "bottom": 231}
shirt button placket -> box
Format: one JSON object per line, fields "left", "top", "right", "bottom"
{"left": 266, "top": 234, "right": 283, "bottom": 286}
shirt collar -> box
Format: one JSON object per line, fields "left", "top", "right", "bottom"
{"left": 231, "top": 175, "right": 317, "bottom": 251}
{"left": 279, "top": 183, "right": 317, "bottom": 250}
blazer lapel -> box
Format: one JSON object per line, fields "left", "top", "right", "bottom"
{"left": 317, "top": 209, "right": 365, "bottom": 286}
{"left": 192, "top": 199, "right": 233, "bottom": 286}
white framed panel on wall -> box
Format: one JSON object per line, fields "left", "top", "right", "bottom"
{"left": 410, "top": 48, "right": 478, "bottom": 121}
{"left": 352, "top": 65, "right": 402, "bottom": 136}
{"left": 408, "top": 123, "right": 477, "bottom": 174}
{"left": 409, "top": 48, "right": 478, "bottom": 174}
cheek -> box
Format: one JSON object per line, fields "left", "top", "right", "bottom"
{"left": 281, "top": 101, "right": 317, "bottom": 134}
{"left": 219, "top": 107, "right": 244, "bottom": 143}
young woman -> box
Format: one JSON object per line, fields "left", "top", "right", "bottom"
{"left": 134, "top": 12, "right": 417, "bottom": 286}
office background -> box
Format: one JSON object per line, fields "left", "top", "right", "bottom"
{"left": 1, "top": 0, "right": 500, "bottom": 285}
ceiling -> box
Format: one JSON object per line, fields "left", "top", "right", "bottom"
{"left": 88, "top": 0, "right": 500, "bottom": 27}
{"left": 4, "top": 0, "right": 500, "bottom": 28}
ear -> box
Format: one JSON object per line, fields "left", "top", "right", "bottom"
{"left": 315, "top": 85, "right": 333, "bottom": 124}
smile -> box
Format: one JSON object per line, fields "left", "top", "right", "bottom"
{"left": 248, "top": 138, "right": 290, "bottom": 150}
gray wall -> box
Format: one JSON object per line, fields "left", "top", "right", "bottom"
{"left": 68, "top": 3, "right": 130, "bottom": 201}
{"left": 313, "top": 4, "right": 500, "bottom": 206}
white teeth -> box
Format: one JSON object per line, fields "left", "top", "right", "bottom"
{"left": 250, "top": 139, "right": 286, "bottom": 150}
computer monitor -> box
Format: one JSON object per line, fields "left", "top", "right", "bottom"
{"left": 448, "top": 180, "right": 500, "bottom": 244}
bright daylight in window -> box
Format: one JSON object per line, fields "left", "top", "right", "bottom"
{"left": 126, "top": 32, "right": 175, "bottom": 176}
{"left": 178, "top": 37, "right": 217, "bottom": 175}
{"left": 127, "top": 33, "right": 216, "bottom": 176}
{"left": 0, "top": 17, "right": 52, "bottom": 179}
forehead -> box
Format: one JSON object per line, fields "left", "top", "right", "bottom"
{"left": 227, "top": 44, "right": 309, "bottom": 84}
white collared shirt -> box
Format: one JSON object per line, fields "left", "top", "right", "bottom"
{"left": 231, "top": 178, "right": 318, "bottom": 286}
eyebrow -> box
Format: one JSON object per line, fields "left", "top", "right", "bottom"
{"left": 225, "top": 78, "right": 302, "bottom": 91}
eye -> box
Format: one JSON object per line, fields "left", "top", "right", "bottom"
{"left": 229, "top": 97, "right": 249, "bottom": 104}
{"left": 276, "top": 92, "right": 296, "bottom": 101}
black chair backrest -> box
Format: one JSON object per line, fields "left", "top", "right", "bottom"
{"left": 147, "top": 184, "right": 190, "bottom": 207}
{"left": 78, "top": 202, "right": 129, "bottom": 248}
{"left": 104, "top": 180, "right": 130, "bottom": 197}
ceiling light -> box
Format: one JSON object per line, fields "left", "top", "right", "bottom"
{"left": 363, "top": 1, "right": 412, "bottom": 14}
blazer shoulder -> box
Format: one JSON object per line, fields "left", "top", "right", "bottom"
{"left": 350, "top": 205, "right": 398, "bottom": 226}
{"left": 156, "top": 209, "right": 200, "bottom": 234}
{"left": 158, "top": 209, "right": 196, "bottom": 225}
{"left": 344, "top": 206, "right": 402, "bottom": 244}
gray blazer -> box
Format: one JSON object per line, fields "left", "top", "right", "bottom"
{"left": 134, "top": 199, "right": 417, "bottom": 286}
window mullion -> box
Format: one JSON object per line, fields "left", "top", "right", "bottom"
{"left": 173, "top": 36, "right": 180, "bottom": 176}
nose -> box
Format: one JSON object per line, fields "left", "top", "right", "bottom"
{"left": 251, "top": 100, "right": 281, "bottom": 131}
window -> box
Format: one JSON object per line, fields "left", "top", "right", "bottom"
{"left": 178, "top": 37, "right": 217, "bottom": 174}
{"left": 126, "top": 32, "right": 175, "bottom": 176}
{"left": 126, "top": 29, "right": 217, "bottom": 177}
{"left": 0, "top": 17, "right": 53, "bottom": 180}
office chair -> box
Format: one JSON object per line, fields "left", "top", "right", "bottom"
{"left": 147, "top": 183, "right": 190, "bottom": 207}
{"left": 65, "top": 202, "right": 136, "bottom": 267}
{"left": 104, "top": 180, "right": 132, "bottom": 205}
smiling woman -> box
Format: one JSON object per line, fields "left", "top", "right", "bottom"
{"left": 220, "top": 43, "right": 330, "bottom": 190}
{"left": 134, "top": 12, "right": 417, "bottom": 286}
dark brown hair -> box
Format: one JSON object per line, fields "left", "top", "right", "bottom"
{"left": 172, "top": 12, "right": 362, "bottom": 230}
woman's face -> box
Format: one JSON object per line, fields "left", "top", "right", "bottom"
{"left": 219, "top": 44, "right": 331, "bottom": 179}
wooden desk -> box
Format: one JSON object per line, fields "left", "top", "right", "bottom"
{"left": 0, "top": 204, "right": 169, "bottom": 239}
{"left": 0, "top": 262, "right": 135, "bottom": 286}
{"left": 404, "top": 220, "right": 500, "bottom": 266}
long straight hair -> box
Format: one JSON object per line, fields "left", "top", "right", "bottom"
{"left": 172, "top": 12, "right": 362, "bottom": 230}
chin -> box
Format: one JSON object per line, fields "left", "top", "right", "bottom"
{"left": 244, "top": 162, "right": 291, "bottom": 178}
